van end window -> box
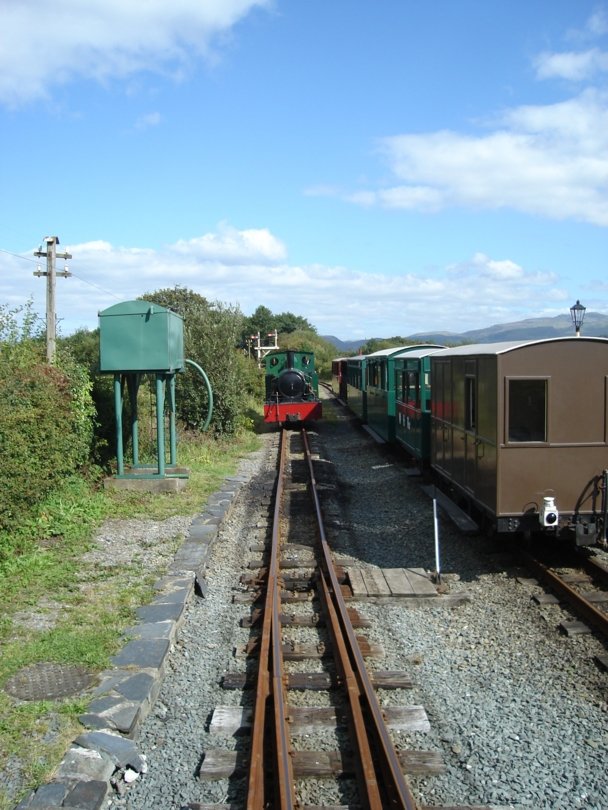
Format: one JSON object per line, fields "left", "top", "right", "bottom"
{"left": 465, "top": 376, "right": 476, "bottom": 430}
{"left": 508, "top": 379, "right": 547, "bottom": 442}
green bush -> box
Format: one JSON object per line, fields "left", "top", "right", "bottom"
{"left": 0, "top": 304, "right": 95, "bottom": 543}
{"left": 59, "top": 327, "right": 115, "bottom": 466}
{"left": 141, "top": 287, "right": 257, "bottom": 436}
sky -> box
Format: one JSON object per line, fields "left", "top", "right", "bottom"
{"left": 1, "top": 0, "right": 607, "bottom": 340}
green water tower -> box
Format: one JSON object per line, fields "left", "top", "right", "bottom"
{"left": 99, "top": 300, "right": 211, "bottom": 487}
{"left": 99, "top": 300, "right": 184, "bottom": 374}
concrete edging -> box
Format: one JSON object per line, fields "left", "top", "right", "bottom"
{"left": 14, "top": 471, "right": 252, "bottom": 810}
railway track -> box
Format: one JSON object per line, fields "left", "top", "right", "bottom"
{"left": 195, "top": 426, "right": 483, "bottom": 810}
{"left": 521, "top": 546, "right": 608, "bottom": 644}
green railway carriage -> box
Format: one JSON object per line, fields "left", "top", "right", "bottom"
{"left": 394, "top": 346, "right": 445, "bottom": 463}
{"left": 345, "top": 356, "right": 367, "bottom": 420}
{"left": 366, "top": 345, "right": 444, "bottom": 443}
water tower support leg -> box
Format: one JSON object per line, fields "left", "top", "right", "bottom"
{"left": 156, "top": 373, "right": 166, "bottom": 477}
{"left": 114, "top": 374, "right": 125, "bottom": 476}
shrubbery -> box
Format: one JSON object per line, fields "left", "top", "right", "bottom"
{"left": 0, "top": 303, "right": 95, "bottom": 544}
{"left": 141, "top": 287, "right": 263, "bottom": 436}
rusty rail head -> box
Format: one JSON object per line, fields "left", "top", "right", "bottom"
{"left": 301, "top": 428, "right": 419, "bottom": 810}
{"left": 247, "top": 428, "right": 296, "bottom": 810}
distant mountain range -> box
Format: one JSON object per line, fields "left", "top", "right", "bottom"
{"left": 322, "top": 311, "right": 608, "bottom": 352}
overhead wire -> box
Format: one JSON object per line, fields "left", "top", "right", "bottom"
{"left": 0, "top": 245, "right": 124, "bottom": 303}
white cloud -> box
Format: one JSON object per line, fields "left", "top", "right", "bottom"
{"left": 172, "top": 223, "right": 287, "bottom": 263}
{"left": 534, "top": 48, "right": 608, "bottom": 81}
{"left": 350, "top": 90, "right": 608, "bottom": 226}
{"left": 0, "top": 0, "right": 271, "bottom": 105}
{"left": 338, "top": 9, "right": 608, "bottom": 227}
{"left": 0, "top": 225, "right": 582, "bottom": 339}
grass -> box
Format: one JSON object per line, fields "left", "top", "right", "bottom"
{"left": 0, "top": 423, "right": 262, "bottom": 809}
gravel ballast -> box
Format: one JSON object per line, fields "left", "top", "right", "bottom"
{"left": 16, "top": 389, "right": 608, "bottom": 809}
{"left": 112, "top": 395, "right": 607, "bottom": 809}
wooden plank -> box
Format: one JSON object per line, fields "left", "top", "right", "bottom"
{"left": 382, "top": 568, "right": 416, "bottom": 596}
{"left": 209, "top": 705, "right": 430, "bottom": 736}
{"left": 595, "top": 654, "right": 608, "bottom": 671}
{"left": 199, "top": 748, "right": 444, "bottom": 780}
{"left": 354, "top": 592, "right": 470, "bottom": 607}
{"left": 347, "top": 567, "right": 368, "bottom": 596}
{"left": 221, "top": 669, "right": 414, "bottom": 690}
{"left": 270, "top": 611, "right": 370, "bottom": 628}
{"left": 402, "top": 567, "right": 438, "bottom": 597}
{"left": 199, "top": 749, "right": 243, "bottom": 779}
{"left": 209, "top": 706, "right": 248, "bottom": 734}
{"left": 371, "top": 670, "right": 414, "bottom": 689}
{"left": 532, "top": 593, "right": 560, "bottom": 605}
{"left": 293, "top": 749, "right": 444, "bottom": 777}
{"left": 579, "top": 589, "right": 608, "bottom": 603}
{"left": 560, "top": 620, "right": 590, "bottom": 636}
{"left": 560, "top": 573, "right": 591, "bottom": 584}
{"left": 235, "top": 639, "right": 383, "bottom": 659}
{"left": 360, "top": 567, "right": 391, "bottom": 596}
{"left": 382, "top": 705, "right": 430, "bottom": 732}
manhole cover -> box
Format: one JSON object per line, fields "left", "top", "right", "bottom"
{"left": 4, "top": 662, "right": 97, "bottom": 700}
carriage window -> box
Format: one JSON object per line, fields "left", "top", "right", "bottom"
{"left": 508, "top": 379, "right": 547, "bottom": 442}
{"left": 406, "top": 371, "right": 420, "bottom": 406}
{"left": 465, "top": 376, "right": 476, "bottom": 430}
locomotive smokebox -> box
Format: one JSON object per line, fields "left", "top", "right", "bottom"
{"left": 278, "top": 370, "right": 306, "bottom": 399}
{"left": 540, "top": 496, "right": 559, "bottom": 528}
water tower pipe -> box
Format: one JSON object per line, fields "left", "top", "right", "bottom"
{"left": 185, "top": 359, "right": 214, "bottom": 431}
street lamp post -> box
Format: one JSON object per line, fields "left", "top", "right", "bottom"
{"left": 570, "top": 300, "right": 586, "bottom": 337}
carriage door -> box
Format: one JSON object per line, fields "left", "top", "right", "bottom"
{"left": 464, "top": 362, "right": 478, "bottom": 492}
{"left": 432, "top": 359, "right": 451, "bottom": 474}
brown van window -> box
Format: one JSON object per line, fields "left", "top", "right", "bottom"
{"left": 465, "top": 376, "right": 476, "bottom": 430}
{"left": 508, "top": 379, "right": 547, "bottom": 442}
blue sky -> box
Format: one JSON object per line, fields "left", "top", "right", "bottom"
{"left": 1, "top": 1, "right": 607, "bottom": 339}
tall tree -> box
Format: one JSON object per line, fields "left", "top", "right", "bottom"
{"left": 242, "top": 306, "right": 316, "bottom": 344}
{"left": 141, "top": 286, "right": 250, "bottom": 435}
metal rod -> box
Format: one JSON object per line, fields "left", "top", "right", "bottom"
{"left": 433, "top": 496, "right": 441, "bottom": 583}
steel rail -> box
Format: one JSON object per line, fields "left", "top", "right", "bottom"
{"left": 246, "top": 428, "right": 296, "bottom": 809}
{"left": 301, "top": 428, "right": 419, "bottom": 810}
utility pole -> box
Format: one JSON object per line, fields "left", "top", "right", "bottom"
{"left": 34, "top": 236, "right": 72, "bottom": 363}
